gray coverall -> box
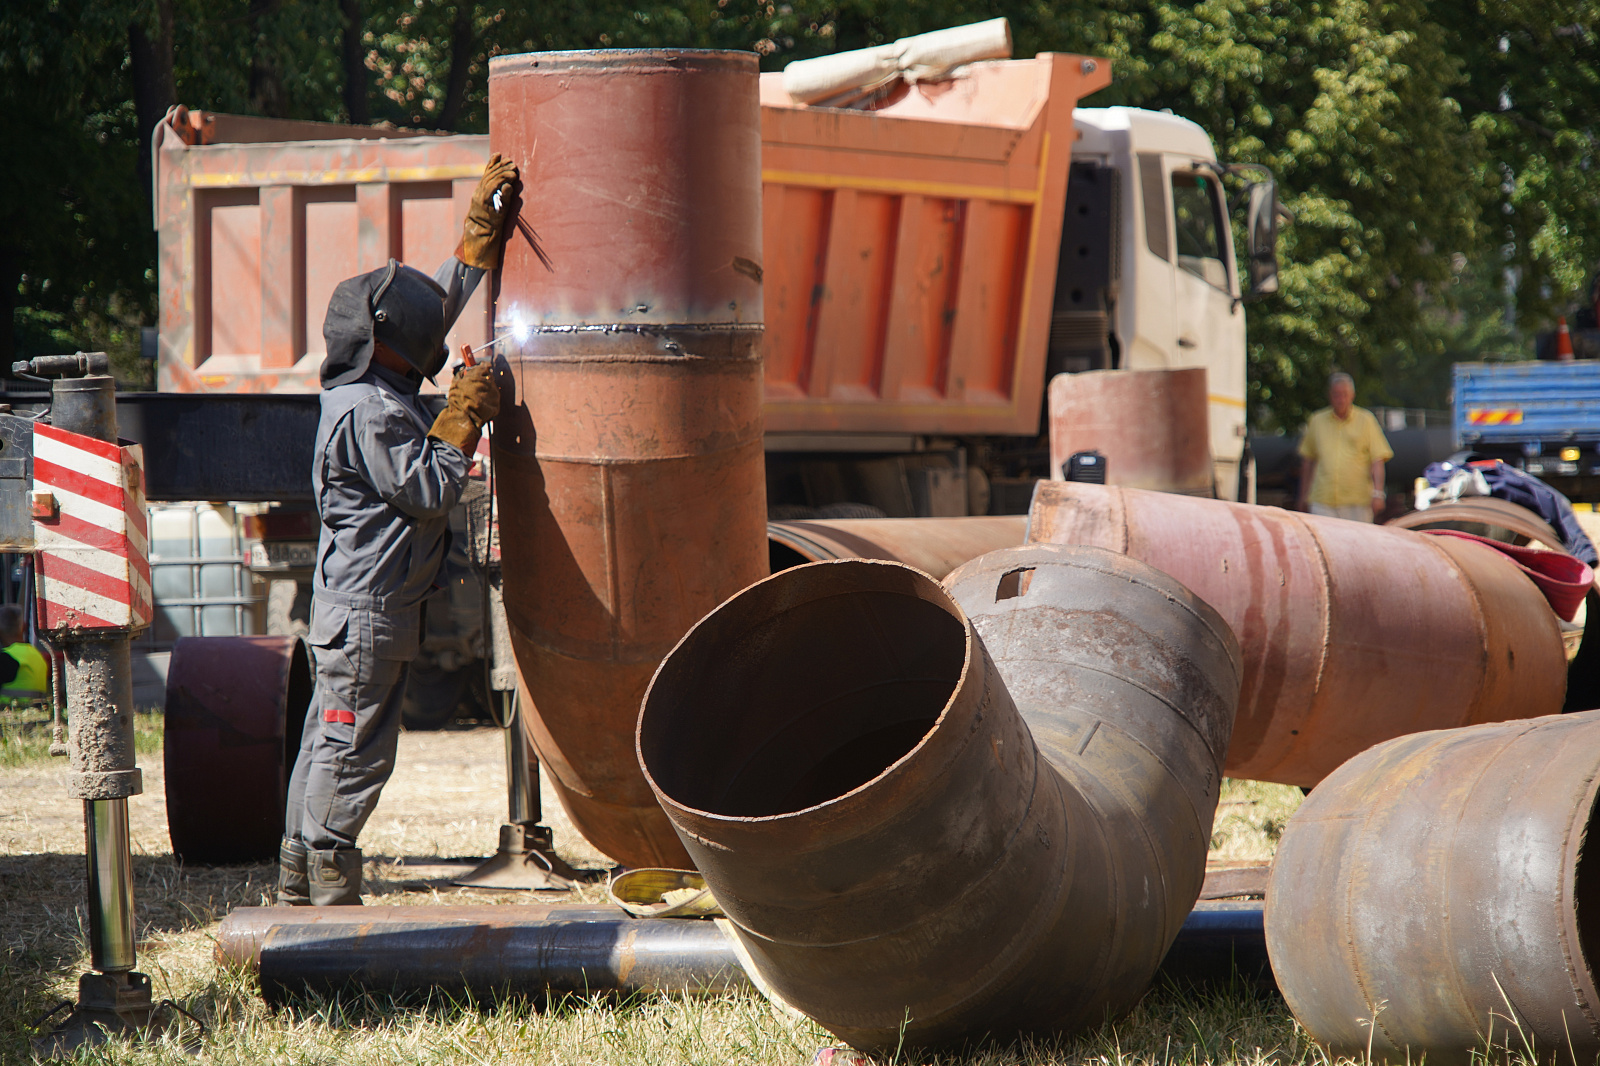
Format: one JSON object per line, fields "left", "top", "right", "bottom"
{"left": 284, "top": 259, "right": 484, "bottom": 850}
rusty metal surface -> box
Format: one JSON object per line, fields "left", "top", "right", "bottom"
{"left": 489, "top": 51, "right": 769, "bottom": 868}
{"left": 637, "top": 550, "right": 1239, "bottom": 1050}
{"left": 163, "top": 636, "right": 312, "bottom": 864}
{"left": 1387, "top": 496, "right": 1564, "bottom": 548}
{"left": 767, "top": 515, "right": 1027, "bottom": 578}
{"left": 1048, "top": 367, "right": 1213, "bottom": 493}
{"left": 1200, "top": 862, "right": 1269, "bottom": 901}
{"left": 1028, "top": 482, "right": 1567, "bottom": 787}
{"left": 154, "top": 115, "right": 490, "bottom": 393}
{"left": 1266, "top": 711, "right": 1600, "bottom": 1065}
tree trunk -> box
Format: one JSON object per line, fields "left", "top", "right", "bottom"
{"left": 438, "top": 3, "right": 475, "bottom": 131}
{"left": 128, "top": 0, "right": 175, "bottom": 213}
{"left": 249, "top": 0, "right": 288, "bottom": 118}
{"left": 341, "top": 0, "right": 369, "bottom": 124}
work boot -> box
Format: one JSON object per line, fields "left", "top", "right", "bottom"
{"left": 275, "top": 838, "right": 310, "bottom": 906}
{"left": 307, "top": 847, "right": 365, "bottom": 906}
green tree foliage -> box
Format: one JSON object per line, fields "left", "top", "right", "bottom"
{"left": 1089, "top": 0, "right": 1489, "bottom": 430}
{"left": 2, "top": 0, "right": 1594, "bottom": 427}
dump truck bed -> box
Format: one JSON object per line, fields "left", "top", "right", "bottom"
{"left": 156, "top": 54, "right": 1111, "bottom": 437}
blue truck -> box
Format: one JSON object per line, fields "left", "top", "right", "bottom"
{"left": 1454, "top": 360, "right": 1600, "bottom": 497}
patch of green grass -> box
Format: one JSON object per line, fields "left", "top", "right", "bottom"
{"left": 0, "top": 704, "right": 163, "bottom": 769}
{"left": 1209, "top": 779, "right": 1306, "bottom": 862}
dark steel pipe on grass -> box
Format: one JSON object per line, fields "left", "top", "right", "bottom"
{"left": 1267, "top": 710, "right": 1600, "bottom": 1065}
{"left": 636, "top": 548, "right": 1240, "bottom": 1050}
{"left": 217, "top": 901, "right": 1269, "bottom": 999}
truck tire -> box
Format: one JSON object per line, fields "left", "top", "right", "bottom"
{"left": 401, "top": 658, "right": 491, "bottom": 730}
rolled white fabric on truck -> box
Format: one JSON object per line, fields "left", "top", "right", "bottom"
{"left": 781, "top": 18, "right": 1013, "bottom": 105}
{"left": 782, "top": 44, "right": 901, "bottom": 105}
{"left": 898, "top": 18, "right": 1013, "bottom": 81}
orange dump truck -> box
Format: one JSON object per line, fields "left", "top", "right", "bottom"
{"left": 153, "top": 50, "right": 1280, "bottom": 516}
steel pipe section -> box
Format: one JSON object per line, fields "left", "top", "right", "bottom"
{"left": 1029, "top": 481, "right": 1567, "bottom": 787}
{"left": 1267, "top": 711, "right": 1600, "bottom": 1065}
{"left": 1047, "top": 367, "right": 1214, "bottom": 493}
{"left": 218, "top": 900, "right": 1266, "bottom": 1001}
{"left": 767, "top": 515, "right": 1028, "bottom": 578}
{"left": 488, "top": 50, "right": 768, "bottom": 868}
{"left": 163, "top": 636, "right": 312, "bottom": 864}
{"left": 637, "top": 551, "right": 1239, "bottom": 1050}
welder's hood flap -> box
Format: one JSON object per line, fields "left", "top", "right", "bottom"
{"left": 320, "top": 270, "right": 382, "bottom": 389}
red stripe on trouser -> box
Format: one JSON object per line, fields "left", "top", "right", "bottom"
{"left": 323, "top": 708, "right": 357, "bottom": 724}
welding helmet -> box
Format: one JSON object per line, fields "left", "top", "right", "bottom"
{"left": 320, "top": 259, "right": 449, "bottom": 388}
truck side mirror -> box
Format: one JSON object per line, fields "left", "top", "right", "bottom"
{"left": 1245, "top": 180, "right": 1280, "bottom": 300}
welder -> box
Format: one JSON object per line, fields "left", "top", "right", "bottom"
{"left": 276, "top": 155, "right": 517, "bottom": 906}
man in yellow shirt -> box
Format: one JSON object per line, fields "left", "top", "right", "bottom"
{"left": 0, "top": 604, "right": 49, "bottom": 699}
{"left": 1296, "top": 373, "right": 1393, "bottom": 522}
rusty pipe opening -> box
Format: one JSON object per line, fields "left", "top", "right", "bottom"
{"left": 640, "top": 562, "right": 964, "bottom": 819}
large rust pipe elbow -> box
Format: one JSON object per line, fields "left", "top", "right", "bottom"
{"left": 1028, "top": 481, "right": 1567, "bottom": 786}
{"left": 637, "top": 547, "right": 1239, "bottom": 1050}
{"left": 488, "top": 50, "right": 768, "bottom": 867}
{"left": 1266, "top": 711, "right": 1600, "bottom": 1064}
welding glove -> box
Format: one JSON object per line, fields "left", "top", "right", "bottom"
{"left": 428, "top": 362, "right": 501, "bottom": 456}
{"left": 458, "top": 154, "right": 519, "bottom": 271}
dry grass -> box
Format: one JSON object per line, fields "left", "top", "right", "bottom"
{"left": 0, "top": 727, "right": 1493, "bottom": 1065}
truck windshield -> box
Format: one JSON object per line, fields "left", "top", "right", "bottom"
{"left": 1171, "top": 171, "right": 1229, "bottom": 292}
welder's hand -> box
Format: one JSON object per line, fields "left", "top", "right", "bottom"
{"left": 428, "top": 362, "right": 502, "bottom": 455}
{"left": 458, "top": 154, "right": 519, "bottom": 270}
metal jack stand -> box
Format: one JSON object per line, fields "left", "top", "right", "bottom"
{"left": 453, "top": 476, "right": 579, "bottom": 891}
{"left": 8, "top": 359, "right": 199, "bottom": 1057}
{"left": 453, "top": 689, "right": 581, "bottom": 890}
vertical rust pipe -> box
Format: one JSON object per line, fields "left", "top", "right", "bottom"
{"left": 767, "top": 515, "right": 1027, "bottom": 578}
{"left": 637, "top": 550, "right": 1239, "bottom": 1050}
{"left": 488, "top": 50, "right": 767, "bottom": 867}
{"left": 1028, "top": 481, "right": 1567, "bottom": 787}
{"left": 1266, "top": 711, "right": 1600, "bottom": 1065}
{"left": 1048, "top": 367, "right": 1214, "bottom": 494}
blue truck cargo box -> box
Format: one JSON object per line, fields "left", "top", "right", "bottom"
{"left": 1454, "top": 362, "right": 1600, "bottom": 478}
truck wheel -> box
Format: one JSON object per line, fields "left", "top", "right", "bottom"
{"left": 401, "top": 659, "right": 491, "bottom": 730}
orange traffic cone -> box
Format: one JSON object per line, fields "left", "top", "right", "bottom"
{"left": 1556, "top": 317, "right": 1575, "bottom": 360}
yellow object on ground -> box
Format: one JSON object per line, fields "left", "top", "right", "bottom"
{"left": 608, "top": 868, "right": 723, "bottom": 918}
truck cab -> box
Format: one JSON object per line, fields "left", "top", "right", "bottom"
{"left": 1065, "top": 107, "right": 1251, "bottom": 497}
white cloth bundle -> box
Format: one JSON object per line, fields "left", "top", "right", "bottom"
{"left": 782, "top": 18, "right": 1013, "bottom": 106}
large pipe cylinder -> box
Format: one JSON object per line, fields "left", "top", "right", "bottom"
{"left": 1266, "top": 711, "right": 1600, "bottom": 1065}
{"left": 488, "top": 50, "right": 767, "bottom": 867}
{"left": 767, "top": 515, "right": 1027, "bottom": 578}
{"left": 637, "top": 550, "right": 1239, "bottom": 1050}
{"left": 1048, "top": 368, "right": 1214, "bottom": 493}
{"left": 163, "top": 635, "right": 312, "bottom": 864}
{"left": 1029, "top": 481, "right": 1567, "bottom": 786}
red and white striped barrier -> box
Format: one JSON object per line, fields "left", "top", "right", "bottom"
{"left": 32, "top": 423, "right": 152, "bottom": 632}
